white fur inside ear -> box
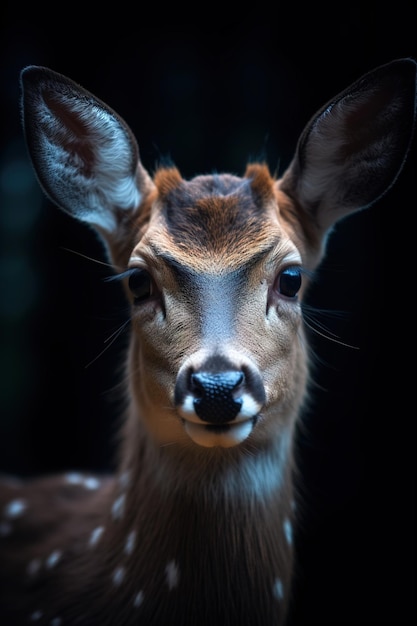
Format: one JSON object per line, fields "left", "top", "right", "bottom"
{"left": 33, "top": 90, "right": 142, "bottom": 232}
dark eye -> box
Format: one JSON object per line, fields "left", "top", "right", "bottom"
{"left": 276, "top": 267, "right": 302, "bottom": 299}
{"left": 128, "top": 268, "right": 153, "bottom": 304}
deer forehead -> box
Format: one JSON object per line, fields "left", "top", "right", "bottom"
{"left": 133, "top": 163, "right": 302, "bottom": 273}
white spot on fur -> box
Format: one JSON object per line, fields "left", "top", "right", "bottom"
{"left": 165, "top": 560, "right": 179, "bottom": 590}
{"left": 112, "top": 494, "right": 125, "bottom": 520}
{"left": 30, "top": 610, "right": 42, "bottom": 621}
{"left": 83, "top": 477, "right": 100, "bottom": 490}
{"left": 113, "top": 566, "right": 125, "bottom": 586}
{"left": 0, "top": 521, "right": 12, "bottom": 536}
{"left": 124, "top": 530, "right": 136, "bottom": 555}
{"left": 273, "top": 578, "right": 284, "bottom": 601}
{"left": 89, "top": 526, "right": 105, "bottom": 548}
{"left": 119, "top": 471, "right": 130, "bottom": 489}
{"left": 4, "top": 498, "right": 27, "bottom": 518}
{"left": 283, "top": 518, "right": 293, "bottom": 545}
{"left": 133, "top": 590, "right": 144, "bottom": 608}
{"left": 27, "top": 558, "right": 42, "bottom": 576}
{"left": 46, "top": 550, "right": 62, "bottom": 569}
{"left": 65, "top": 472, "right": 100, "bottom": 490}
{"left": 65, "top": 472, "right": 84, "bottom": 485}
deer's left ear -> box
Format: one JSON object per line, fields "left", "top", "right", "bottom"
{"left": 280, "top": 58, "right": 416, "bottom": 235}
{"left": 20, "top": 65, "right": 154, "bottom": 234}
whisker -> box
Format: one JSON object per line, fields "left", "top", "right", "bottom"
{"left": 85, "top": 319, "right": 131, "bottom": 369}
{"left": 103, "top": 320, "right": 130, "bottom": 345}
{"left": 302, "top": 316, "right": 359, "bottom": 349}
{"left": 301, "top": 302, "right": 359, "bottom": 350}
{"left": 60, "top": 246, "right": 122, "bottom": 272}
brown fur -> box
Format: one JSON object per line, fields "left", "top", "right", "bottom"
{"left": 1, "top": 59, "right": 415, "bottom": 625}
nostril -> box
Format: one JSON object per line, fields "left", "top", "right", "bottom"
{"left": 191, "top": 371, "right": 243, "bottom": 396}
{"left": 191, "top": 371, "right": 244, "bottom": 424}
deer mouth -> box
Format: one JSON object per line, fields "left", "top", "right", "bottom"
{"left": 182, "top": 417, "right": 257, "bottom": 448}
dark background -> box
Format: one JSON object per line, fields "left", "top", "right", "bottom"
{"left": 1, "top": 7, "right": 415, "bottom": 625}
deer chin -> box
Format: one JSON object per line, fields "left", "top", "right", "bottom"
{"left": 183, "top": 418, "right": 256, "bottom": 448}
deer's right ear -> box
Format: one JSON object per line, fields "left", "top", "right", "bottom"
{"left": 20, "top": 66, "right": 154, "bottom": 234}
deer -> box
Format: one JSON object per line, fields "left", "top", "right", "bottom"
{"left": 0, "top": 58, "right": 415, "bottom": 626}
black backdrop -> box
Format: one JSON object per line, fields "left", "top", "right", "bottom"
{"left": 1, "top": 7, "right": 416, "bottom": 625}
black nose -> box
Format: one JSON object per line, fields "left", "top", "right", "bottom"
{"left": 191, "top": 371, "right": 243, "bottom": 423}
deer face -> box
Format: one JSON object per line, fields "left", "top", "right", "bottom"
{"left": 20, "top": 60, "right": 416, "bottom": 451}
{"left": 118, "top": 164, "right": 311, "bottom": 449}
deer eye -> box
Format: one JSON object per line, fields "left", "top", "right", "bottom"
{"left": 276, "top": 266, "right": 302, "bottom": 299}
{"left": 128, "top": 268, "right": 154, "bottom": 304}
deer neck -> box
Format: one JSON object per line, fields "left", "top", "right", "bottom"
{"left": 83, "top": 406, "right": 297, "bottom": 624}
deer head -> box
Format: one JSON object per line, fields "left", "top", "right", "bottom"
{"left": 0, "top": 58, "right": 413, "bottom": 626}
{"left": 20, "top": 59, "right": 416, "bottom": 457}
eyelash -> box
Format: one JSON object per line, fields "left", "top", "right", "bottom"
{"left": 106, "top": 268, "right": 155, "bottom": 305}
